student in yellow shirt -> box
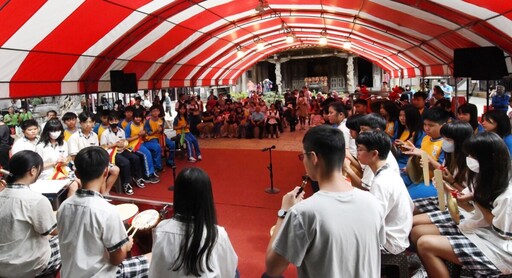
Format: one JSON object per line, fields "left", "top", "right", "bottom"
{"left": 144, "top": 105, "right": 175, "bottom": 168}
{"left": 62, "top": 112, "right": 78, "bottom": 142}
{"left": 173, "top": 104, "right": 202, "bottom": 162}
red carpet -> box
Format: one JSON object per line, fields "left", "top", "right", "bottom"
{"left": 115, "top": 148, "right": 308, "bottom": 277}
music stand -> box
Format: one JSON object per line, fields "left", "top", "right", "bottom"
{"left": 264, "top": 146, "right": 280, "bottom": 194}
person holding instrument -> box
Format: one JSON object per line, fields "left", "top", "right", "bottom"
{"left": 57, "top": 146, "right": 151, "bottom": 278}
{"left": 265, "top": 125, "right": 385, "bottom": 277}
{"left": 149, "top": 167, "right": 238, "bottom": 277}
{"left": 0, "top": 150, "right": 61, "bottom": 278}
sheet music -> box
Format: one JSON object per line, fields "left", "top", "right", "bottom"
{"left": 30, "top": 179, "right": 71, "bottom": 194}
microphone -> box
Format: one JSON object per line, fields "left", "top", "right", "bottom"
{"left": 261, "top": 145, "right": 276, "bottom": 152}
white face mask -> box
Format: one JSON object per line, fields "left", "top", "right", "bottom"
{"left": 441, "top": 140, "right": 455, "bottom": 153}
{"left": 49, "top": 131, "right": 62, "bottom": 139}
{"left": 466, "top": 156, "right": 480, "bottom": 173}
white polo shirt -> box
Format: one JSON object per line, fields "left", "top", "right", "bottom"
{"left": 361, "top": 153, "right": 399, "bottom": 189}
{"left": 36, "top": 141, "right": 69, "bottom": 179}
{"left": 11, "top": 136, "right": 39, "bottom": 154}
{"left": 100, "top": 128, "right": 126, "bottom": 154}
{"left": 67, "top": 130, "right": 99, "bottom": 156}
{"left": 57, "top": 189, "right": 128, "bottom": 278}
{"left": 0, "top": 185, "right": 57, "bottom": 278}
{"left": 370, "top": 164, "right": 414, "bottom": 254}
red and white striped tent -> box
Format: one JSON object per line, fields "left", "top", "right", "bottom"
{"left": 1, "top": 0, "right": 511, "bottom": 98}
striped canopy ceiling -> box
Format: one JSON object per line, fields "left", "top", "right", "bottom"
{"left": 1, "top": 0, "right": 512, "bottom": 98}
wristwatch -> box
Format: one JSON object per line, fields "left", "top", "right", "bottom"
{"left": 277, "top": 209, "right": 287, "bottom": 219}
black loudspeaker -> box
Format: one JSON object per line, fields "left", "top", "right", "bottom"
{"left": 123, "top": 73, "right": 138, "bottom": 94}
{"left": 110, "top": 70, "right": 125, "bottom": 92}
{"left": 358, "top": 58, "right": 373, "bottom": 87}
{"left": 453, "top": 47, "right": 508, "bottom": 80}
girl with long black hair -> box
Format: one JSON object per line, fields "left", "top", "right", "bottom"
{"left": 412, "top": 132, "right": 512, "bottom": 277}
{"left": 149, "top": 167, "right": 238, "bottom": 277}
{"left": 457, "top": 103, "right": 484, "bottom": 134}
{"left": 481, "top": 109, "right": 512, "bottom": 155}
{"left": 0, "top": 151, "right": 61, "bottom": 277}
{"left": 394, "top": 105, "right": 425, "bottom": 169}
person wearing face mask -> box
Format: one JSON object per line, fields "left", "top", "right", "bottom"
{"left": 0, "top": 151, "right": 61, "bottom": 278}
{"left": 36, "top": 118, "right": 79, "bottom": 197}
{"left": 410, "top": 132, "right": 512, "bottom": 278}
{"left": 412, "top": 120, "right": 473, "bottom": 215}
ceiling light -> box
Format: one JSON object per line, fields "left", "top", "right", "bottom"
{"left": 257, "top": 42, "right": 265, "bottom": 51}
{"left": 319, "top": 30, "right": 327, "bottom": 46}
{"left": 236, "top": 46, "right": 245, "bottom": 58}
{"left": 343, "top": 41, "right": 352, "bottom": 49}
{"left": 286, "top": 34, "right": 294, "bottom": 44}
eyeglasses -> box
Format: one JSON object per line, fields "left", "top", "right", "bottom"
{"left": 298, "top": 152, "right": 313, "bottom": 161}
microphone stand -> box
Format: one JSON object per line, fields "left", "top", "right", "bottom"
{"left": 264, "top": 147, "right": 280, "bottom": 194}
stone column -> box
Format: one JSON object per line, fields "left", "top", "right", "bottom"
{"left": 346, "top": 56, "right": 355, "bottom": 93}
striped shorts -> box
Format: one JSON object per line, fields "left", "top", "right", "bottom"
{"left": 36, "top": 236, "right": 61, "bottom": 277}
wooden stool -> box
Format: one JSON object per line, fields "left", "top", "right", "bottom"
{"left": 381, "top": 252, "right": 408, "bottom": 278}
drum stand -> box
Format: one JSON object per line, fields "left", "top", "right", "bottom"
{"left": 263, "top": 146, "right": 280, "bottom": 194}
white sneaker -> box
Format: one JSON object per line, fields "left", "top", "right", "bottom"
{"left": 411, "top": 266, "right": 428, "bottom": 278}
{"left": 188, "top": 157, "right": 197, "bottom": 162}
{"left": 197, "top": 155, "right": 202, "bottom": 161}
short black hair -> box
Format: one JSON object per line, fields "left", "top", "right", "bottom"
{"left": 353, "top": 99, "right": 368, "bottom": 106}
{"left": 20, "top": 119, "right": 38, "bottom": 131}
{"left": 135, "top": 96, "right": 142, "bottom": 101}
{"left": 108, "top": 112, "right": 121, "bottom": 121}
{"left": 133, "top": 111, "right": 143, "bottom": 119}
{"left": 124, "top": 106, "right": 134, "bottom": 112}
{"left": 78, "top": 111, "right": 95, "bottom": 123}
{"left": 413, "top": 91, "right": 428, "bottom": 100}
{"left": 74, "top": 146, "right": 109, "bottom": 185}
{"left": 423, "top": 107, "right": 449, "bottom": 125}
{"left": 302, "top": 125, "right": 345, "bottom": 176}
{"left": 149, "top": 104, "right": 160, "bottom": 112}
{"left": 483, "top": 110, "right": 511, "bottom": 138}
{"left": 47, "top": 110, "right": 57, "bottom": 116}
{"left": 346, "top": 114, "right": 365, "bottom": 132}
{"left": 62, "top": 112, "right": 77, "bottom": 122}
{"left": 360, "top": 113, "right": 386, "bottom": 131}
{"left": 355, "top": 130, "right": 391, "bottom": 160}
{"left": 329, "top": 101, "right": 348, "bottom": 118}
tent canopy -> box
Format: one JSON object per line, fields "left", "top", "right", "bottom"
{"left": 1, "top": 0, "right": 511, "bottom": 98}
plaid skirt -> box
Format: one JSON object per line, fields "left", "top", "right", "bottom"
{"left": 116, "top": 255, "right": 149, "bottom": 278}
{"left": 36, "top": 236, "right": 61, "bottom": 277}
{"left": 413, "top": 196, "right": 439, "bottom": 213}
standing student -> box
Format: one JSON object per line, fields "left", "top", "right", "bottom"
{"left": 412, "top": 132, "right": 512, "bottom": 278}
{"left": 0, "top": 151, "right": 61, "bottom": 278}
{"left": 355, "top": 130, "right": 414, "bottom": 254}
{"left": 57, "top": 147, "right": 151, "bottom": 278}
{"left": 11, "top": 119, "right": 39, "bottom": 154}
{"left": 149, "top": 168, "right": 238, "bottom": 277}
{"left": 265, "top": 125, "right": 385, "bottom": 277}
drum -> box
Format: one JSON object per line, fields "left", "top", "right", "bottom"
{"left": 116, "top": 203, "right": 139, "bottom": 225}
{"left": 129, "top": 209, "right": 161, "bottom": 254}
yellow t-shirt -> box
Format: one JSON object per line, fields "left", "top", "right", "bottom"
{"left": 398, "top": 129, "right": 410, "bottom": 142}
{"left": 126, "top": 122, "right": 144, "bottom": 149}
{"left": 97, "top": 124, "right": 108, "bottom": 140}
{"left": 385, "top": 121, "right": 395, "bottom": 138}
{"left": 64, "top": 129, "right": 77, "bottom": 142}
{"left": 420, "top": 135, "right": 443, "bottom": 162}
{"left": 145, "top": 118, "right": 163, "bottom": 141}
{"left": 174, "top": 117, "right": 190, "bottom": 135}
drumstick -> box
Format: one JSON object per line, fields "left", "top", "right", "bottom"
{"left": 421, "top": 152, "right": 430, "bottom": 186}
{"left": 433, "top": 169, "right": 445, "bottom": 211}
{"left": 126, "top": 225, "right": 134, "bottom": 234}
{"left": 129, "top": 227, "right": 138, "bottom": 238}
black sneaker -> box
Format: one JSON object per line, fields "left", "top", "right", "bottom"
{"left": 132, "top": 178, "right": 145, "bottom": 189}
{"left": 123, "top": 183, "right": 134, "bottom": 195}
{"left": 140, "top": 176, "right": 151, "bottom": 184}
{"left": 147, "top": 174, "right": 160, "bottom": 184}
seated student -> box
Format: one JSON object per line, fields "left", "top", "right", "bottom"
{"left": 481, "top": 109, "right": 512, "bottom": 156}
{"left": 412, "top": 92, "right": 428, "bottom": 115}
{"left": 457, "top": 103, "right": 484, "bottom": 134}
{"left": 125, "top": 111, "right": 160, "bottom": 183}
{"left": 100, "top": 113, "right": 146, "bottom": 195}
{"left": 68, "top": 111, "right": 119, "bottom": 195}
{"left": 402, "top": 107, "right": 449, "bottom": 199}
{"left": 0, "top": 151, "right": 61, "bottom": 277}
{"left": 395, "top": 105, "right": 425, "bottom": 169}
{"left": 173, "top": 104, "right": 202, "bottom": 162}
{"left": 355, "top": 130, "right": 414, "bottom": 254}
{"left": 11, "top": 119, "right": 39, "bottom": 154}
{"left": 328, "top": 102, "right": 355, "bottom": 157}
{"left": 62, "top": 112, "right": 79, "bottom": 141}
{"left": 94, "top": 109, "right": 110, "bottom": 139}
{"left": 120, "top": 106, "right": 134, "bottom": 130}
{"left": 36, "top": 119, "right": 79, "bottom": 197}
{"left": 265, "top": 125, "right": 385, "bottom": 277}
{"left": 197, "top": 105, "right": 215, "bottom": 138}
{"left": 344, "top": 113, "right": 399, "bottom": 190}
{"left": 411, "top": 132, "right": 512, "bottom": 278}
{"left": 149, "top": 168, "right": 238, "bottom": 277}
{"left": 57, "top": 147, "right": 151, "bottom": 278}
{"left": 145, "top": 105, "right": 176, "bottom": 168}
{"left": 353, "top": 98, "right": 368, "bottom": 115}
{"left": 379, "top": 100, "right": 400, "bottom": 140}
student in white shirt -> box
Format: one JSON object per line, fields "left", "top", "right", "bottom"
{"left": 57, "top": 147, "right": 151, "bottom": 278}
{"left": 68, "top": 112, "right": 119, "bottom": 195}
{"left": 355, "top": 130, "right": 414, "bottom": 254}
{"left": 413, "top": 133, "right": 512, "bottom": 277}
{"left": 11, "top": 119, "right": 39, "bottom": 154}
{"left": 0, "top": 151, "right": 61, "bottom": 277}
{"left": 149, "top": 168, "right": 238, "bottom": 277}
